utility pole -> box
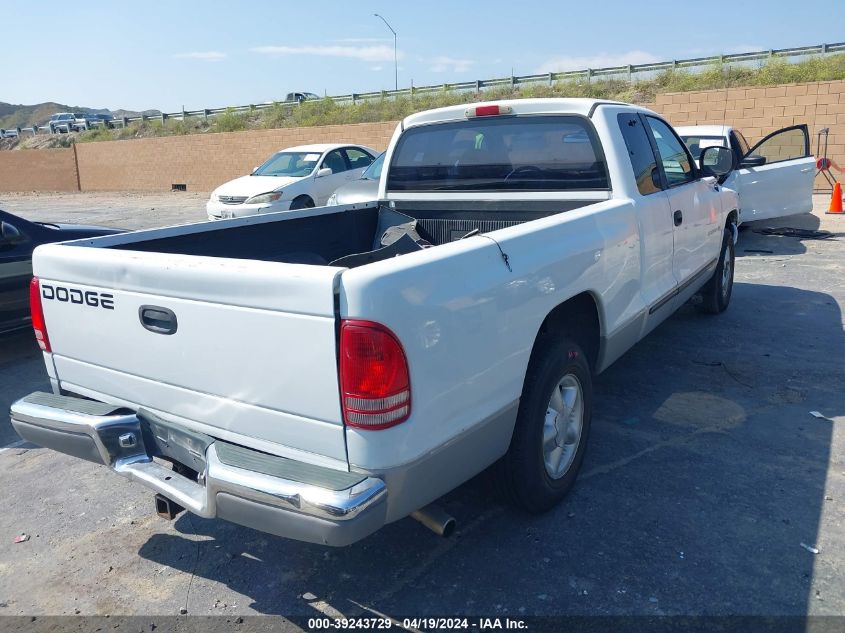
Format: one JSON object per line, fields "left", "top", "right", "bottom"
{"left": 373, "top": 13, "right": 398, "bottom": 91}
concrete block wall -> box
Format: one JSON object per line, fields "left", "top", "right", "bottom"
{"left": 0, "top": 147, "right": 79, "bottom": 192}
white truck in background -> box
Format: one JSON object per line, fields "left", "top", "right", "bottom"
{"left": 12, "top": 99, "right": 739, "bottom": 546}
{"left": 676, "top": 124, "right": 815, "bottom": 225}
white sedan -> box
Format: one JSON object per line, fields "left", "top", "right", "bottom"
{"left": 676, "top": 124, "right": 815, "bottom": 225}
{"left": 206, "top": 143, "right": 378, "bottom": 220}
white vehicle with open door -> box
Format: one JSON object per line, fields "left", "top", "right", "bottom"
{"left": 676, "top": 124, "right": 815, "bottom": 225}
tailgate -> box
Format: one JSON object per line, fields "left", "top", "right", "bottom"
{"left": 33, "top": 243, "right": 347, "bottom": 466}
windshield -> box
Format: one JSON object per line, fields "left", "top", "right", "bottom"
{"left": 387, "top": 115, "right": 608, "bottom": 192}
{"left": 253, "top": 151, "right": 322, "bottom": 177}
{"left": 361, "top": 153, "right": 385, "bottom": 180}
{"left": 679, "top": 135, "right": 727, "bottom": 159}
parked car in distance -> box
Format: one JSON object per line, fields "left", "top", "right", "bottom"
{"left": 676, "top": 124, "right": 815, "bottom": 224}
{"left": 48, "top": 113, "right": 75, "bottom": 133}
{"left": 327, "top": 152, "right": 384, "bottom": 205}
{"left": 0, "top": 128, "right": 20, "bottom": 139}
{"left": 0, "top": 209, "right": 123, "bottom": 335}
{"left": 13, "top": 98, "right": 740, "bottom": 546}
{"left": 90, "top": 113, "right": 115, "bottom": 128}
{"left": 285, "top": 92, "right": 321, "bottom": 104}
{"left": 206, "top": 143, "right": 378, "bottom": 220}
{"left": 48, "top": 112, "right": 98, "bottom": 133}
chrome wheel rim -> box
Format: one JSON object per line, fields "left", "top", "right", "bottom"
{"left": 543, "top": 374, "right": 584, "bottom": 479}
{"left": 721, "top": 241, "right": 733, "bottom": 300}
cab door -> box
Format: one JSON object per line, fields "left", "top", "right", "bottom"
{"left": 313, "top": 149, "right": 352, "bottom": 205}
{"left": 615, "top": 111, "right": 676, "bottom": 327}
{"left": 733, "top": 125, "right": 814, "bottom": 223}
{"left": 343, "top": 147, "right": 375, "bottom": 180}
{"left": 644, "top": 116, "right": 723, "bottom": 303}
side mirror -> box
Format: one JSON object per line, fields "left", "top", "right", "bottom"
{"left": 699, "top": 146, "right": 734, "bottom": 181}
{"left": 651, "top": 166, "right": 662, "bottom": 191}
{"left": 316, "top": 167, "right": 333, "bottom": 178}
{"left": 740, "top": 154, "right": 767, "bottom": 168}
{"left": 0, "top": 221, "right": 23, "bottom": 245}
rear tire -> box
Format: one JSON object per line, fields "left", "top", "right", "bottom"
{"left": 290, "top": 196, "right": 315, "bottom": 210}
{"left": 697, "top": 227, "right": 734, "bottom": 314}
{"left": 499, "top": 336, "right": 592, "bottom": 514}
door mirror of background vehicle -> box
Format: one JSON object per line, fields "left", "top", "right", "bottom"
{"left": 0, "top": 221, "right": 24, "bottom": 246}
{"left": 699, "top": 146, "right": 734, "bottom": 180}
{"left": 316, "top": 167, "right": 333, "bottom": 178}
{"left": 740, "top": 154, "right": 767, "bottom": 168}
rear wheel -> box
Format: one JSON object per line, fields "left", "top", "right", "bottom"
{"left": 499, "top": 336, "right": 592, "bottom": 513}
{"left": 290, "top": 195, "right": 315, "bottom": 210}
{"left": 697, "top": 227, "right": 734, "bottom": 314}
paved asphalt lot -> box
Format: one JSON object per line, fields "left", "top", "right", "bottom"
{"left": 0, "top": 192, "right": 843, "bottom": 624}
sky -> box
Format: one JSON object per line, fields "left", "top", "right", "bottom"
{"left": 3, "top": 0, "right": 844, "bottom": 112}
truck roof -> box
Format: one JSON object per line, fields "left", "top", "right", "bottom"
{"left": 674, "top": 124, "right": 731, "bottom": 137}
{"left": 401, "top": 98, "right": 654, "bottom": 128}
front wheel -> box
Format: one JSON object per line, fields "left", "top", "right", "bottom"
{"left": 697, "top": 227, "right": 734, "bottom": 314}
{"left": 498, "top": 336, "right": 592, "bottom": 513}
{"left": 289, "top": 195, "right": 315, "bottom": 210}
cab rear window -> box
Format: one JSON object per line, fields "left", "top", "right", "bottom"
{"left": 387, "top": 115, "right": 609, "bottom": 192}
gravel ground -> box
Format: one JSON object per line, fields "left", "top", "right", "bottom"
{"left": 0, "top": 192, "right": 843, "bottom": 625}
{"left": 0, "top": 190, "right": 209, "bottom": 230}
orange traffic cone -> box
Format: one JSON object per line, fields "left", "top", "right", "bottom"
{"left": 827, "top": 182, "right": 843, "bottom": 214}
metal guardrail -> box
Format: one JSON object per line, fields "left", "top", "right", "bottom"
{"left": 8, "top": 41, "right": 845, "bottom": 137}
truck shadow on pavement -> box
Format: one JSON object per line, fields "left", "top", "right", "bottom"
{"left": 136, "top": 280, "right": 843, "bottom": 617}
{"left": 738, "top": 212, "right": 835, "bottom": 258}
{"left": 0, "top": 331, "right": 50, "bottom": 447}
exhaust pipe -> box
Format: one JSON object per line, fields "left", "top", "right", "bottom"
{"left": 411, "top": 504, "right": 456, "bottom": 537}
{"left": 154, "top": 494, "right": 185, "bottom": 520}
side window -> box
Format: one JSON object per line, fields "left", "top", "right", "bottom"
{"left": 747, "top": 126, "right": 809, "bottom": 164}
{"left": 344, "top": 148, "right": 374, "bottom": 170}
{"left": 322, "top": 149, "right": 349, "bottom": 174}
{"left": 617, "top": 113, "right": 662, "bottom": 196}
{"left": 645, "top": 117, "right": 696, "bottom": 187}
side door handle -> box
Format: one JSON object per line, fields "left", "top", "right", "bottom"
{"left": 673, "top": 210, "right": 683, "bottom": 226}
{"left": 139, "top": 305, "right": 178, "bottom": 335}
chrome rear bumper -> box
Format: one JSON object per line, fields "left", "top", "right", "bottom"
{"left": 10, "top": 392, "right": 387, "bottom": 546}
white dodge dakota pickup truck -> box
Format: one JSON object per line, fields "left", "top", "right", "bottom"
{"left": 11, "top": 99, "right": 739, "bottom": 546}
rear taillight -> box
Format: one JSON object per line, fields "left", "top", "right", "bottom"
{"left": 29, "top": 277, "right": 51, "bottom": 352}
{"left": 340, "top": 319, "right": 410, "bottom": 430}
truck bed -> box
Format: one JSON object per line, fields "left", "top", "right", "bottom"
{"left": 102, "top": 200, "right": 595, "bottom": 267}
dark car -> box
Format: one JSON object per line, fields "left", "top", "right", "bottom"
{"left": 0, "top": 210, "right": 123, "bottom": 334}
{"left": 91, "top": 113, "right": 115, "bottom": 128}
{"left": 284, "top": 92, "right": 320, "bottom": 104}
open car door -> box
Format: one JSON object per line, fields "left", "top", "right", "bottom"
{"left": 730, "top": 124, "right": 815, "bottom": 223}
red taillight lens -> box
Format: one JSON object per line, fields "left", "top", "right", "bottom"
{"left": 29, "top": 277, "right": 51, "bottom": 352}
{"left": 340, "top": 319, "right": 410, "bottom": 430}
{"left": 465, "top": 104, "right": 513, "bottom": 118}
{"left": 474, "top": 105, "right": 501, "bottom": 117}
